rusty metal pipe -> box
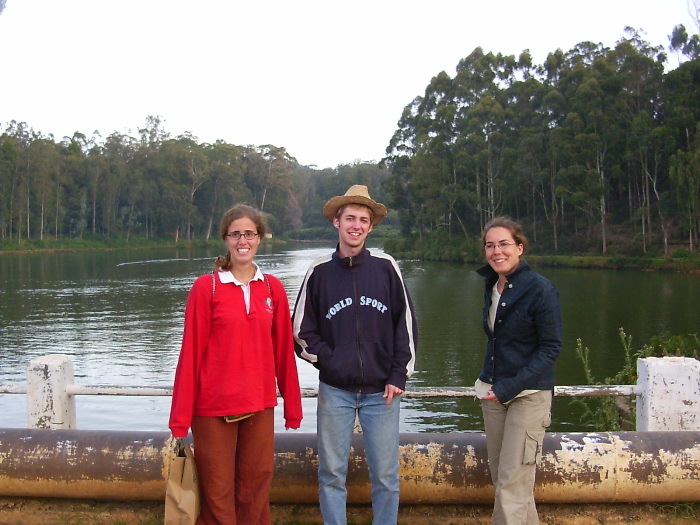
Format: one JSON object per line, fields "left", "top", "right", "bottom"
{"left": 1, "top": 429, "right": 699, "bottom": 503}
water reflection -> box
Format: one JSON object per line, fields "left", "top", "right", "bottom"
{"left": 1, "top": 245, "right": 699, "bottom": 433}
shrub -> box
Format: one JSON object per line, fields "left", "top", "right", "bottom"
{"left": 572, "top": 329, "right": 700, "bottom": 431}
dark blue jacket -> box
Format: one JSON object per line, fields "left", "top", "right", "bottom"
{"left": 292, "top": 246, "right": 417, "bottom": 393}
{"left": 476, "top": 260, "right": 563, "bottom": 403}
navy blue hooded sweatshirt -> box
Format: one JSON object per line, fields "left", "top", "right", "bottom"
{"left": 292, "top": 246, "right": 417, "bottom": 393}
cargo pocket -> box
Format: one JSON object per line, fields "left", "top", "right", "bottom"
{"left": 543, "top": 410, "right": 552, "bottom": 428}
{"left": 522, "top": 430, "right": 545, "bottom": 465}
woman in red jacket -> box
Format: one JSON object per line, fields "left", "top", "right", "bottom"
{"left": 169, "top": 204, "right": 303, "bottom": 525}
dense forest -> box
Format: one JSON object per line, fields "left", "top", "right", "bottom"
{"left": 1, "top": 23, "right": 699, "bottom": 257}
{"left": 384, "top": 25, "right": 700, "bottom": 257}
{"left": 0, "top": 116, "right": 393, "bottom": 244}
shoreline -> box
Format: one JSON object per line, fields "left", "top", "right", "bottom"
{"left": 1, "top": 240, "right": 698, "bottom": 273}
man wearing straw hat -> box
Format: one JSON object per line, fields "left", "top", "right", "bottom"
{"left": 293, "top": 184, "right": 418, "bottom": 525}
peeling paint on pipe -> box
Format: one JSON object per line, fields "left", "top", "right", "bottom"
{"left": 1, "top": 429, "right": 699, "bottom": 503}
{"left": 0, "top": 429, "right": 172, "bottom": 500}
{"left": 538, "top": 432, "right": 700, "bottom": 503}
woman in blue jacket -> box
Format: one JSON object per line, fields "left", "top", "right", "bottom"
{"left": 475, "top": 216, "right": 563, "bottom": 525}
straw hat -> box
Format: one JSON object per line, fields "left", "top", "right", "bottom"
{"left": 322, "top": 185, "right": 388, "bottom": 225}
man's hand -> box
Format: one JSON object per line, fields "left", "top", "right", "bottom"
{"left": 383, "top": 384, "right": 404, "bottom": 406}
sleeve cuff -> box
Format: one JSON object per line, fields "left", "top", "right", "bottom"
{"left": 284, "top": 418, "right": 302, "bottom": 430}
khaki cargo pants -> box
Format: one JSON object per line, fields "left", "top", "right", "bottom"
{"left": 481, "top": 389, "right": 552, "bottom": 525}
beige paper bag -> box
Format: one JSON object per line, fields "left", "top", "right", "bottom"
{"left": 165, "top": 442, "right": 200, "bottom": 525}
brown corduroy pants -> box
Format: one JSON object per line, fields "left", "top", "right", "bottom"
{"left": 191, "top": 408, "right": 274, "bottom": 525}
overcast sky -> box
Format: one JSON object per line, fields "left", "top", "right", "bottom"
{"left": 0, "top": 0, "right": 696, "bottom": 169}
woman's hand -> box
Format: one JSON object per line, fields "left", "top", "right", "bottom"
{"left": 480, "top": 389, "right": 500, "bottom": 402}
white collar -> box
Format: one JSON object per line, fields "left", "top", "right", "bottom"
{"left": 217, "top": 264, "right": 264, "bottom": 286}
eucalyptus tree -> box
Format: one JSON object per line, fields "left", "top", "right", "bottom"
{"left": 26, "top": 138, "right": 61, "bottom": 239}
{"left": 258, "top": 145, "right": 294, "bottom": 213}
{"left": 609, "top": 29, "right": 668, "bottom": 253}
{"left": 393, "top": 78, "right": 455, "bottom": 235}
{"left": 535, "top": 56, "right": 570, "bottom": 251}
{"left": 670, "top": 24, "right": 700, "bottom": 61}
{"left": 153, "top": 136, "right": 209, "bottom": 241}
{"left": 0, "top": 138, "right": 17, "bottom": 239}
{"left": 0, "top": 121, "right": 32, "bottom": 240}
{"left": 382, "top": 155, "right": 422, "bottom": 237}
{"left": 384, "top": 68, "right": 466, "bottom": 238}
{"left": 241, "top": 145, "right": 295, "bottom": 233}
{"left": 663, "top": 57, "right": 700, "bottom": 151}
{"left": 554, "top": 42, "right": 624, "bottom": 253}
{"left": 287, "top": 165, "right": 319, "bottom": 230}
{"left": 452, "top": 48, "right": 514, "bottom": 228}
{"left": 384, "top": 48, "right": 520, "bottom": 240}
{"left": 199, "top": 140, "right": 245, "bottom": 239}
{"left": 179, "top": 134, "right": 210, "bottom": 240}
{"left": 503, "top": 51, "right": 561, "bottom": 245}
{"left": 669, "top": 135, "right": 700, "bottom": 251}
{"left": 112, "top": 134, "right": 134, "bottom": 235}
{"left": 419, "top": 71, "right": 467, "bottom": 236}
{"left": 138, "top": 115, "right": 170, "bottom": 147}
{"left": 84, "top": 147, "right": 106, "bottom": 235}
{"left": 665, "top": 55, "right": 700, "bottom": 252}
{"left": 102, "top": 132, "right": 136, "bottom": 237}
{"left": 384, "top": 97, "right": 425, "bottom": 236}
{"left": 58, "top": 133, "right": 92, "bottom": 238}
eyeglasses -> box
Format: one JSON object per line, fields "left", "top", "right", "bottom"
{"left": 484, "top": 241, "right": 517, "bottom": 251}
{"left": 226, "top": 230, "right": 258, "bottom": 240}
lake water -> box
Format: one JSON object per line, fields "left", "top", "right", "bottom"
{"left": 1, "top": 242, "right": 698, "bottom": 433}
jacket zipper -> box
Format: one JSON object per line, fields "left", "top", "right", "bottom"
{"left": 352, "top": 268, "right": 364, "bottom": 389}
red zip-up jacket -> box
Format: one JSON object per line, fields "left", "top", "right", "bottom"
{"left": 169, "top": 270, "right": 302, "bottom": 437}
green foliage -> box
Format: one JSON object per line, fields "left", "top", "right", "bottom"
{"left": 647, "top": 332, "right": 700, "bottom": 359}
{"left": 527, "top": 254, "right": 700, "bottom": 271}
{"left": 382, "top": 230, "right": 481, "bottom": 262}
{"left": 672, "top": 248, "right": 693, "bottom": 258}
{"left": 383, "top": 31, "right": 700, "bottom": 256}
{"left": 573, "top": 329, "right": 700, "bottom": 431}
{"left": 3, "top": 27, "right": 700, "bottom": 257}
{"left": 0, "top": 234, "right": 218, "bottom": 252}
{"left": 653, "top": 502, "right": 700, "bottom": 520}
{"left": 0, "top": 120, "right": 392, "bottom": 245}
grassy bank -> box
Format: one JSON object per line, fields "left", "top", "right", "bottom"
{"left": 0, "top": 234, "right": 291, "bottom": 254}
{"left": 381, "top": 235, "right": 700, "bottom": 273}
{"left": 0, "top": 235, "right": 213, "bottom": 253}
{"left": 526, "top": 254, "right": 700, "bottom": 273}
{"left": 2, "top": 235, "right": 699, "bottom": 273}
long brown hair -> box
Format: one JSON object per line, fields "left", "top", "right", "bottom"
{"left": 214, "top": 204, "right": 267, "bottom": 271}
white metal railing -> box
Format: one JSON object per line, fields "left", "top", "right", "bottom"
{"left": 0, "top": 355, "right": 697, "bottom": 432}
{"left": 0, "top": 384, "right": 639, "bottom": 398}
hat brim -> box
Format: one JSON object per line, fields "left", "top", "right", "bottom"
{"left": 323, "top": 195, "right": 387, "bottom": 225}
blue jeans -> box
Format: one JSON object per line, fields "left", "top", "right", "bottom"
{"left": 317, "top": 381, "right": 401, "bottom": 525}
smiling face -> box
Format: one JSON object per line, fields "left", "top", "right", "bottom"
{"left": 225, "top": 216, "right": 261, "bottom": 267}
{"left": 484, "top": 226, "right": 524, "bottom": 277}
{"left": 333, "top": 204, "right": 373, "bottom": 257}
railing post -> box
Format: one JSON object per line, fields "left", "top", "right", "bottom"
{"left": 27, "top": 355, "right": 77, "bottom": 429}
{"left": 637, "top": 356, "right": 700, "bottom": 431}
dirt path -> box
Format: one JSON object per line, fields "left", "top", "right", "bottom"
{"left": 0, "top": 498, "right": 698, "bottom": 524}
